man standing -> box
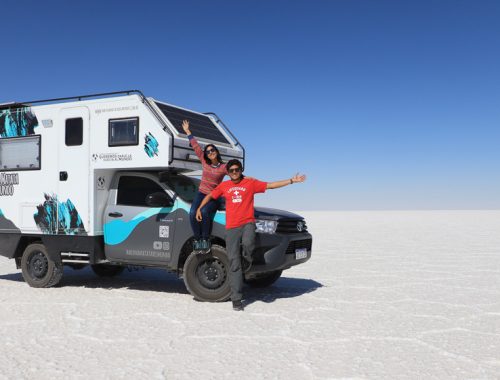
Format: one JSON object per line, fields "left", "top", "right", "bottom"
{"left": 196, "top": 159, "right": 306, "bottom": 311}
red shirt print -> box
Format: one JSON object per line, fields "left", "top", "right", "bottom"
{"left": 211, "top": 178, "right": 267, "bottom": 229}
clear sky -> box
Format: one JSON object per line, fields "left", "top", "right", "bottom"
{"left": 2, "top": 0, "right": 499, "bottom": 210}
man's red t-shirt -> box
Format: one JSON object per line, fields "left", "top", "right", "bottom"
{"left": 211, "top": 178, "right": 267, "bottom": 229}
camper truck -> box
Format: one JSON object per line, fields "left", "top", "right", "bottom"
{"left": 0, "top": 90, "right": 312, "bottom": 301}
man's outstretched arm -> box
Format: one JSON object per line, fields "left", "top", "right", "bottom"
{"left": 266, "top": 173, "right": 306, "bottom": 189}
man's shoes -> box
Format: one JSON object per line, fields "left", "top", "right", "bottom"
{"left": 232, "top": 300, "right": 244, "bottom": 311}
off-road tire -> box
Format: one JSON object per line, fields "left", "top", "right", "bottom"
{"left": 21, "top": 243, "right": 63, "bottom": 288}
{"left": 244, "top": 270, "right": 282, "bottom": 288}
{"left": 91, "top": 264, "right": 125, "bottom": 277}
{"left": 183, "top": 244, "right": 231, "bottom": 302}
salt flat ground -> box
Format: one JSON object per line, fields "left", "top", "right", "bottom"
{"left": 0, "top": 211, "right": 499, "bottom": 380}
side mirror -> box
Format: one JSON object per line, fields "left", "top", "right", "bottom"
{"left": 145, "top": 192, "right": 174, "bottom": 208}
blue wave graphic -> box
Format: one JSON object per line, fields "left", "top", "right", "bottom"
{"left": 177, "top": 198, "right": 226, "bottom": 225}
{"left": 104, "top": 199, "right": 226, "bottom": 246}
{"left": 214, "top": 210, "right": 226, "bottom": 225}
{"left": 104, "top": 207, "right": 171, "bottom": 245}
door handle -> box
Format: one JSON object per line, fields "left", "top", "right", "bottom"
{"left": 59, "top": 171, "right": 68, "bottom": 181}
{"left": 108, "top": 212, "right": 123, "bottom": 218}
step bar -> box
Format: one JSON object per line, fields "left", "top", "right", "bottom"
{"left": 61, "top": 252, "right": 90, "bottom": 264}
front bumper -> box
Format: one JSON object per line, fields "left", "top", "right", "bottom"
{"left": 247, "top": 232, "right": 312, "bottom": 276}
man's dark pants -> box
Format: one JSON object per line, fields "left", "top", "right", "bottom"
{"left": 225, "top": 222, "right": 255, "bottom": 302}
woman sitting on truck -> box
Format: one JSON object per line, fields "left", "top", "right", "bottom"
{"left": 182, "top": 119, "right": 226, "bottom": 253}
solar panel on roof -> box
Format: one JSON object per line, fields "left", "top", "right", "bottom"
{"left": 154, "top": 102, "right": 230, "bottom": 144}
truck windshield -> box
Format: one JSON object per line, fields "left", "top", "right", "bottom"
{"left": 161, "top": 175, "right": 200, "bottom": 203}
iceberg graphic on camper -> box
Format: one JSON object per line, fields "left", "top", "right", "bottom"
{"left": 33, "top": 194, "right": 86, "bottom": 235}
{"left": 0, "top": 107, "right": 39, "bottom": 138}
{"left": 0, "top": 209, "right": 20, "bottom": 232}
{"left": 144, "top": 132, "right": 159, "bottom": 157}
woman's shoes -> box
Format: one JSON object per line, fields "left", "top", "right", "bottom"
{"left": 200, "top": 238, "right": 211, "bottom": 254}
{"left": 193, "top": 238, "right": 211, "bottom": 254}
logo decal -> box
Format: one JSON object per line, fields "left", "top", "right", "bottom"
{"left": 297, "top": 221, "right": 304, "bottom": 232}
{"left": 153, "top": 241, "right": 170, "bottom": 251}
{"left": 144, "top": 132, "right": 159, "bottom": 157}
{"left": 92, "top": 153, "right": 132, "bottom": 162}
{"left": 97, "top": 176, "right": 106, "bottom": 190}
{"left": 0, "top": 173, "right": 19, "bottom": 196}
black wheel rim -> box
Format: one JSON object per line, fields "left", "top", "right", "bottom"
{"left": 195, "top": 257, "right": 227, "bottom": 290}
{"left": 28, "top": 251, "right": 49, "bottom": 280}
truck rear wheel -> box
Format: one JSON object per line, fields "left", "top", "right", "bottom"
{"left": 245, "top": 270, "right": 282, "bottom": 288}
{"left": 183, "top": 244, "right": 231, "bottom": 302}
{"left": 21, "top": 243, "right": 63, "bottom": 288}
{"left": 91, "top": 264, "right": 125, "bottom": 277}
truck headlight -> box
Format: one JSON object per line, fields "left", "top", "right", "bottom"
{"left": 255, "top": 219, "right": 278, "bottom": 234}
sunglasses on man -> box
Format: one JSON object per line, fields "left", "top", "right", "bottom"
{"left": 228, "top": 167, "right": 242, "bottom": 173}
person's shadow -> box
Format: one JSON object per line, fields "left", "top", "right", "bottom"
{"left": 243, "top": 277, "right": 323, "bottom": 307}
{"left": 0, "top": 268, "right": 323, "bottom": 303}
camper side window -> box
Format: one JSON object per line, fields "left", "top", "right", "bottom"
{"left": 109, "top": 118, "right": 139, "bottom": 147}
{"left": 0, "top": 135, "right": 41, "bottom": 171}
{"left": 117, "top": 176, "right": 170, "bottom": 207}
{"left": 65, "top": 118, "right": 83, "bottom": 146}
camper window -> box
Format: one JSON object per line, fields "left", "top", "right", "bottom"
{"left": 117, "top": 175, "right": 171, "bottom": 207}
{"left": 65, "top": 118, "right": 83, "bottom": 146}
{"left": 0, "top": 135, "right": 41, "bottom": 171}
{"left": 108, "top": 117, "right": 139, "bottom": 147}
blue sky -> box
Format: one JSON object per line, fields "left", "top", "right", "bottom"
{"left": 2, "top": 0, "right": 499, "bottom": 210}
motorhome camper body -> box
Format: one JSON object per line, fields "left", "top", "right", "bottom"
{"left": 0, "top": 91, "right": 312, "bottom": 301}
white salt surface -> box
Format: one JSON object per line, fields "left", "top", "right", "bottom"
{"left": 1, "top": 211, "right": 500, "bottom": 379}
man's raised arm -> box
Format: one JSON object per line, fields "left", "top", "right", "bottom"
{"left": 266, "top": 173, "right": 306, "bottom": 189}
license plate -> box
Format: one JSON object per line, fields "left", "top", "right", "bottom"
{"left": 295, "top": 248, "right": 307, "bottom": 260}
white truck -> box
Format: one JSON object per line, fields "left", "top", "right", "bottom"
{"left": 0, "top": 90, "right": 312, "bottom": 301}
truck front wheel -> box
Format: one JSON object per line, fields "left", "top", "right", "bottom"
{"left": 183, "top": 244, "right": 231, "bottom": 302}
{"left": 21, "top": 243, "right": 63, "bottom": 288}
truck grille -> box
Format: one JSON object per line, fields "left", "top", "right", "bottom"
{"left": 285, "top": 239, "right": 312, "bottom": 254}
{"left": 276, "top": 220, "right": 308, "bottom": 234}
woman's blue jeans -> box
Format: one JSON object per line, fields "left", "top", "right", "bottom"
{"left": 189, "top": 192, "right": 220, "bottom": 240}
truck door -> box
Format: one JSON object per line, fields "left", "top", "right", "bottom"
{"left": 103, "top": 174, "right": 176, "bottom": 264}
{"left": 58, "top": 107, "right": 90, "bottom": 234}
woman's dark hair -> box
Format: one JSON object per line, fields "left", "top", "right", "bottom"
{"left": 203, "top": 144, "right": 223, "bottom": 164}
